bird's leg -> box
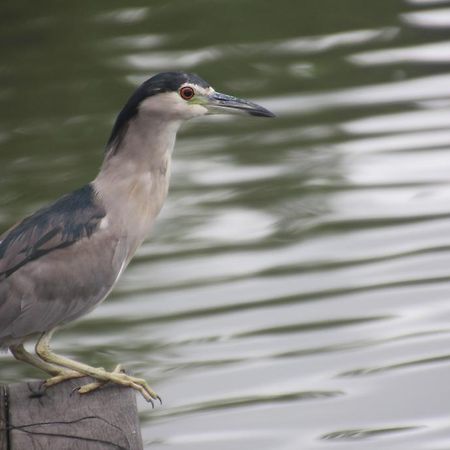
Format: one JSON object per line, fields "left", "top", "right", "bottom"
{"left": 10, "top": 343, "right": 62, "bottom": 375}
{"left": 36, "top": 330, "right": 160, "bottom": 404}
{"left": 10, "top": 343, "right": 84, "bottom": 382}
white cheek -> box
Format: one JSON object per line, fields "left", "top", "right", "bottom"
{"left": 139, "top": 92, "right": 207, "bottom": 120}
{"left": 189, "top": 104, "right": 208, "bottom": 117}
{"left": 172, "top": 101, "right": 207, "bottom": 119}
{"left": 140, "top": 92, "right": 184, "bottom": 115}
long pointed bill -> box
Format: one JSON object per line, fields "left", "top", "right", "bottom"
{"left": 206, "top": 92, "right": 275, "bottom": 117}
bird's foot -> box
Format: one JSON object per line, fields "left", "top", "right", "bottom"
{"left": 44, "top": 368, "right": 86, "bottom": 387}
{"left": 76, "top": 364, "right": 161, "bottom": 405}
{"left": 76, "top": 364, "right": 123, "bottom": 393}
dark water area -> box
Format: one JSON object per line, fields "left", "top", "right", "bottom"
{"left": 2, "top": 1, "right": 450, "bottom": 448}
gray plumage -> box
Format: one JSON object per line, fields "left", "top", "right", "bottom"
{"left": 0, "top": 72, "right": 274, "bottom": 401}
{"left": 0, "top": 184, "right": 119, "bottom": 346}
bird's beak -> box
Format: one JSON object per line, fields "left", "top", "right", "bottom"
{"left": 205, "top": 91, "right": 275, "bottom": 118}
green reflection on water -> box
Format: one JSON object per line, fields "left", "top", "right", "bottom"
{"left": 2, "top": 1, "right": 450, "bottom": 449}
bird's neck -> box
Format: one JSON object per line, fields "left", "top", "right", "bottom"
{"left": 100, "top": 113, "right": 181, "bottom": 175}
{"left": 93, "top": 115, "right": 181, "bottom": 252}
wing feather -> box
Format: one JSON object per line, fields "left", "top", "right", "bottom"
{"left": 0, "top": 183, "right": 106, "bottom": 279}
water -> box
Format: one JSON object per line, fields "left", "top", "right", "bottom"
{"left": 1, "top": 1, "right": 450, "bottom": 448}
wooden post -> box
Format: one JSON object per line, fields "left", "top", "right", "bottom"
{"left": 0, "top": 377, "right": 143, "bottom": 450}
{"left": 0, "top": 386, "right": 7, "bottom": 450}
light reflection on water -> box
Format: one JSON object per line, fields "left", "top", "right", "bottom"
{"left": 1, "top": 1, "right": 450, "bottom": 449}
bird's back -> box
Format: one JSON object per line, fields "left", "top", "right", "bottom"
{"left": 0, "top": 184, "right": 125, "bottom": 347}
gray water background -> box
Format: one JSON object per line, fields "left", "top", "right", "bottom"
{"left": 2, "top": 1, "right": 450, "bottom": 448}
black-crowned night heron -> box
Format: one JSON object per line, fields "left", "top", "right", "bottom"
{"left": 0, "top": 72, "right": 274, "bottom": 403}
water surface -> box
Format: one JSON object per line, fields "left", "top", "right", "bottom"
{"left": 2, "top": 1, "right": 450, "bottom": 449}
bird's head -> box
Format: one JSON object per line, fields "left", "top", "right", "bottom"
{"left": 133, "top": 72, "right": 275, "bottom": 120}
{"left": 107, "top": 72, "right": 274, "bottom": 148}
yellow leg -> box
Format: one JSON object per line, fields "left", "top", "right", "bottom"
{"left": 10, "top": 343, "right": 84, "bottom": 382}
{"left": 35, "top": 330, "right": 160, "bottom": 404}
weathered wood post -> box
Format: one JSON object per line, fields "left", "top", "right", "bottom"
{"left": 0, "top": 377, "right": 143, "bottom": 450}
{"left": 0, "top": 385, "right": 7, "bottom": 450}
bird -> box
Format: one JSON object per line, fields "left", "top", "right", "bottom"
{"left": 0, "top": 72, "right": 275, "bottom": 404}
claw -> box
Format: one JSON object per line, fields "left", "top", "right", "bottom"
{"left": 31, "top": 331, "right": 161, "bottom": 405}
{"left": 72, "top": 363, "right": 159, "bottom": 405}
{"left": 112, "top": 364, "right": 124, "bottom": 373}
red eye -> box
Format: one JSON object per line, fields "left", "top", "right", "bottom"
{"left": 179, "top": 86, "right": 195, "bottom": 100}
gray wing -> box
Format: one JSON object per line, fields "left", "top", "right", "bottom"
{"left": 0, "top": 184, "right": 123, "bottom": 344}
{"left": 0, "top": 184, "right": 106, "bottom": 279}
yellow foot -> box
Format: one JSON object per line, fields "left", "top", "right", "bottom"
{"left": 76, "top": 364, "right": 123, "bottom": 393}
{"left": 76, "top": 364, "right": 161, "bottom": 406}
{"left": 44, "top": 368, "right": 85, "bottom": 386}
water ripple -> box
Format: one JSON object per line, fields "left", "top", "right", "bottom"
{"left": 322, "top": 426, "right": 423, "bottom": 441}
{"left": 402, "top": 7, "right": 450, "bottom": 28}
{"left": 349, "top": 40, "right": 450, "bottom": 65}
{"left": 3, "top": 2, "right": 450, "bottom": 450}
